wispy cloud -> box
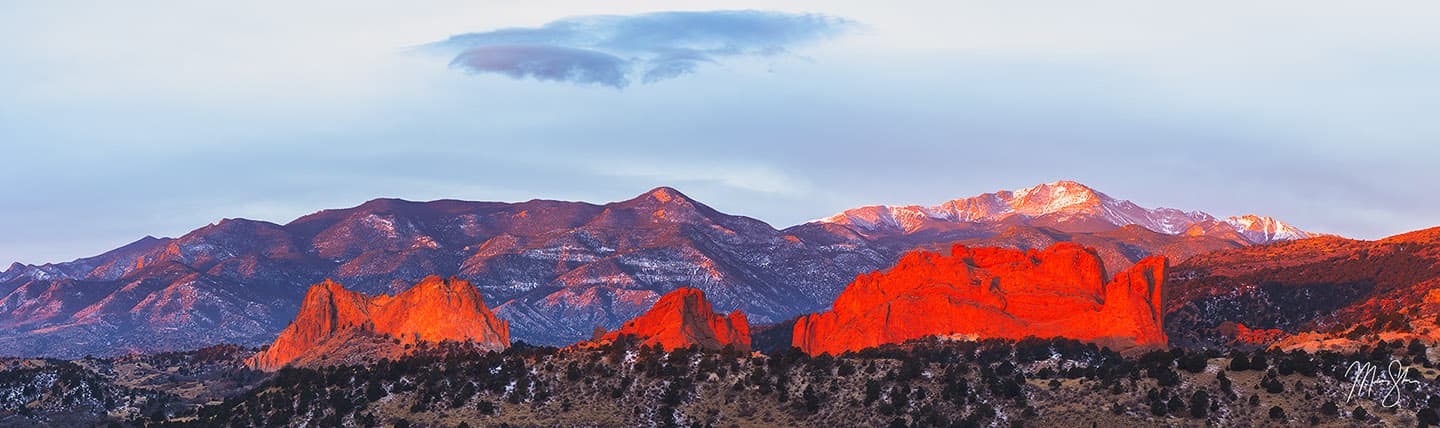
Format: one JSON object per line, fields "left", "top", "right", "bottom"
{"left": 427, "top": 10, "right": 854, "bottom": 88}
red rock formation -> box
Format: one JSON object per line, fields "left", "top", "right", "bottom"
{"left": 244, "top": 280, "right": 380, "bottom": 371}
{"left": 600, "top": 287, "right": 751, "bottom": 352}
{"left": 373, "top": 276, "right": 510, "bottom": 345}
{"left": 246, "top": 276, "right": 509, "bottom": 370}
{"left": 1232, "top": 323, "right": 1286, "bottom": 345}
{"left": 792, "top": 243, "right": 1166, "bottom": 355}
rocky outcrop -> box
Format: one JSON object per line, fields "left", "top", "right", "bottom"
{"left": 372, "top": 276, "right": 511, "bottom": 346}
{"left": 244, "top": 279, "right": 380, "bottom": 371}
{"left": 1231, "top": 323, "right": 1286, "bottom": 345}
{"left": 246, "top": 276, "right": 508, "bottom": 370}
{"left": 792, "top": 243, "right": 1167, "bottom": 355}
{"left": 600, "top": 287, "right": 751, "bottom": 352}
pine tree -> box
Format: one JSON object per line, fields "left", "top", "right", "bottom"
{"left": 1189, "top": 390, "right": 1210, "bottom": 418}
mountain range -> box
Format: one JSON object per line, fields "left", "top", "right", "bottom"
{"left": 0, "top": 181, "right": 1319, "bottom": 357}
{"left": 791, "top": 180, "right": 1316, "bottom": 273}
{"left": 810, "top": 180, "right": 1313, "bottom": 243}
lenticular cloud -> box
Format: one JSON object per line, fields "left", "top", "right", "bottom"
{"left": 450, "top": 45, "right": 631, "bottom": 88}
{"left": 426, "top": 10, "right": 854, "bottom": 89}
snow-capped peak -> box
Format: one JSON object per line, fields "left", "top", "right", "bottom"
{"left": 0, "top": 262, "right": 24, "bottom": 283}
{"left": 1224, "top": 214, "right": 1317, "bottom": 243}
{"left": 814, "top": 181, "right": 1317, "bottom": 243}
{"left": 1007, "top": 180, "right": 1105, "bottom": 214}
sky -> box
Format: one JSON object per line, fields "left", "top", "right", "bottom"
{"left": 1, "top": 1, "right": 1438, "bottom": 265}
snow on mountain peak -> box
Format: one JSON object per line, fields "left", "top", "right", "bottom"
{"left": 1224, "top": 214, "right": 1317, "bottom": 243}
{"left": 815, "top": 181, "right": 1317, "bottom": 243}
{"left": 1007, "top": 180, "right": 1106, "bottom": 215}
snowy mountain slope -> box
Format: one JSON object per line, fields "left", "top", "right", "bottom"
{"left": 813, "top": 181, "right": 1315, "bottom": 244}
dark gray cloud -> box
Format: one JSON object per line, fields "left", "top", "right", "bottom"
{"left": 450, "top": 46, "right": 630, "bottom": 88}
{"left": 428, "top": 10, "right": 853, "bottom": 88}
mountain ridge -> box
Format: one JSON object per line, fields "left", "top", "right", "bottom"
{"left": 0, "top": 186, "right": 888, "bottom": 357}
{"left": 0, "top": 181, "right": 1328, "bottom": 358}
{"left": 812, "top": 180, "right": 1316, "bottom": 244}
{"left": 1165, "top": 225, "right": 1440, "bottom": 350}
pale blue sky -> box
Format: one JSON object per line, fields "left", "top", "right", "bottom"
{"left": 2, "top": 1, "right": 1438, "bottom": 265}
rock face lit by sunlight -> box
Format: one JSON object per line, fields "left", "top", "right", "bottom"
{"left": 793, "top": 243, "right": 1167, "bottom": 356}
{"left": 594, "top": 287, "right": 751, "bottom": 352}
{"left": 246, "top": 276, "right": 509, "bottom": 371}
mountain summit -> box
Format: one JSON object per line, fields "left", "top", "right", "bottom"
{"left": 1222, "top": 214, "right": 1316, "bottom": 243}
{"left": 815, "top": 180, "right": 1314, "bottom": 244}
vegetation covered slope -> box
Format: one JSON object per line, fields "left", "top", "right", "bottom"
{"left": 30, "top": 337, "right": 1429, "bottom": 428}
